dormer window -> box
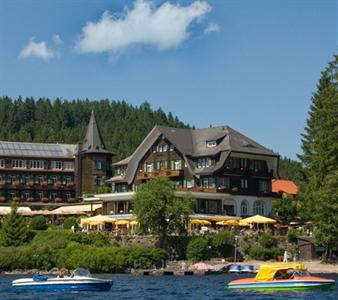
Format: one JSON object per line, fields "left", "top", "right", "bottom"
{"left": 206, "top": 141, "right": 217, "bottom": 148}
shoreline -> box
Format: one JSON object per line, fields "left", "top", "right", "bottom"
{"left": 1, "top": 260, "right": 337, "bottom": 275}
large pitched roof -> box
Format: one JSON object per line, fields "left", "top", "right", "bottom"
{"left": 0, "top": 141, "right": 76, "bottom": 158}
{"left": 116, "top": 125, "right": 278, "bottom": 184}
{"left": 82, "top": 111, "right": 111, "bottom": 154}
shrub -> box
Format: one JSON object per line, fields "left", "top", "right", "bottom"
{"left": 30, "top": 216, "right": 47, "bottom": 230}
{"left": 259, "top": 233, "right": 277, "bottom": 248}
{"left": 249, "top": 246, "right": 283, "bottom": 260}
{"left": 287, "top": 228, "right": 299, "bottom": 243}
{"left": 63, "top": 217, "right": 79, "bottom": 230}
{"left": 31, "top": 230, "right": 70, "bottom": 249}
{"left": 69, "top": 232, "right": 109, "bottom": 246}
{"left": 209, "top": 231, "right": 234, "bottom": 258}
{"left": 122, "top": 246, "right": 166, "bottom": 269}
{"left": 186, "top": 237, "right": 210, "bottom": 262}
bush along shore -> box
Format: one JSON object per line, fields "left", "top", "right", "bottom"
{"left": 0, "top": 230, "right": 166, "bottom": 273}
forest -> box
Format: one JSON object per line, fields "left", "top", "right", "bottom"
{"left": 0, "top": 96, "right": 300, "bottom": 178}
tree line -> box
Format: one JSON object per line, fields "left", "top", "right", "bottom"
{"left": 0, "top": 97, "right": 188, "bottom": 162}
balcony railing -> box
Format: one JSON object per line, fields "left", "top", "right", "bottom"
{"left": 136, "top": 169, "right": 183, "bottom": 180}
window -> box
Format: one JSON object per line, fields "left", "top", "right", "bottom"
{"left": 169, "top": 144, "right": 174, "bottom": 151}
{"left": 241, "top": 200, "right": 249, "bottom": 216}
{"left": 185, "top": 179, "right": 194, "bottom": 188}
{"left": 0, "top": 159, "right": 5, "bottom": 168}
{"left": 201, "top": 177, "right": 216, "bottom": 189}
{"left": 94, "top": 176, "right": 102, "bottom": 186}
{"left": 95, "top": 161, "right": 103, "bottom": 170}
{"left": 259, "top": 180, "right": 269, "bottom": 193}
{"left": 163, "top": 144, "right": 168, "bottom": 152}
{"left": 30, "top": 160, "right": 44, "bottom": 169}
{"left": 63, "top": 161, "right": 74, "bottom": 170}
{"left": 51, "top": 161, "right": 62, "bottom": 170}
{"left": 197, "top": 157, "right": 215, "bottom": 169}
{"left": 145, "top": 163, "right": 153, "bottom": 173}
{"left": 12, "top": 160, "right": 26, "bottom": 169}
{"left": 206, "top": 140, "right": 217, "bottom": 147}
{"left": 224, "top": 204, "right": 235, "bottom": 216}
{"left": 240, "top": 179, "right": 248, "bottom": 189}
{"left": 253, "top": 200, "right": 265, "bottom": 215}
{"left": 174, "top": 160, "right": 182, "bottom": 170}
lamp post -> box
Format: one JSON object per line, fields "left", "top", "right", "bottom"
{"left": 234, "top": 235, "right": 238, "bottom": 263}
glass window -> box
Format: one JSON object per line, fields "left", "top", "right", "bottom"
{"left": 0, "top": 159, "right": 5, "bottom": 168}
{"left": 241, "top": 179, "right": 248, "bottom": 189}
{"left": 241, "top": 200, "right": 249, "bottom": 216}
{"left": 30, "top": 160, "right": 44, "bottom": 169}
{"left": 51, "top": 161, "right": 63, "bottom": 169}
{"left": 146, "top": 163, "right": 153, "bottom": 172}
{"left": 174, "top": 160, "right": 182, "bottom": 170}
{"left": 259, "top": 180, "right": 269, "bottom": 192}
{"left": 12, "top": 160, "right": 26, "bottom": 169}
{"left": 169, "top": 145, "right": 174, "bottom": 151}
{"left": 253, "top": 200, "right": 265, "bottom": 215}
{"left": 63, "top": 161, "right": 74, "bottom": 170}
{"left": 206, "top": 141, "right": 217, "bottom": 147}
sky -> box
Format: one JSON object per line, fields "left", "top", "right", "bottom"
{"left": 0, "top": 0, "right": 337, "bottom": 160}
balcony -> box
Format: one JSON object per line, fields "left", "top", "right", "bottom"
{"left": 136, "top": 169, "right": 183, "bottom": 180}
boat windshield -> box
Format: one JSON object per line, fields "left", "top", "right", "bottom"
{"left": 72, "top": 268, "right": 91, "bottom": 278}
{"left": 291, "top": 270, "right": 310, "bottom": 277}
{"left": 274, "top": 269, "right": 310, "bottom": 280}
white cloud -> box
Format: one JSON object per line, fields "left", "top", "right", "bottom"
{"left": 204, "top": 21, "right": 219, "bottom": 34}
{"left": 19, "top": 38, "right": 56, "bottom": 61}
{"left": 75, "top": 0, "right": 211, "bottom": 54}
{"left": 52, "top": 34, "right": 63, "bottom": 45}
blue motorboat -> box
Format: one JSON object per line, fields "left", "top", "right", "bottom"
{"left": 12, "top": 268, "right": 112, "bottom": 292}
{"left": 228, "top": 264, "right": 241, "bottom": 273}
{"left": 241, "top": 265, "right": 255, "bottom": 273}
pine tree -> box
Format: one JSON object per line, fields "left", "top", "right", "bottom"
{"left": 298, "top": 55, "right": 338, "bottom": 260}
{"left": 2, "top": 203, "right": 30, "bottom": 246}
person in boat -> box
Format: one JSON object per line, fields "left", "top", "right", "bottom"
{"left": 58, "top": 268, "right": 70, "bottom": 278}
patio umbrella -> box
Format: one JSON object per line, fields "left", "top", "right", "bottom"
{"left": 190, "top": 219, "right": 211, "bottom": 225}
{"left": 224, "top": 219, "right": 239, "bottom": 226}
{"left": 238, "top": 220, "right": 250, "bottom": 227}
{"left": 241, "top": 215, "right": 276, "bottom": 224}
{"left": 129, "top": 220, "right": 139, "bottom": 225}
{"left": 115, "top": 220, "right": 129, "bottom": 226}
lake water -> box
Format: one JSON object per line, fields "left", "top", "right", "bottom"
{"left": 0, "top": 273, "right": 337, "bottom": 300}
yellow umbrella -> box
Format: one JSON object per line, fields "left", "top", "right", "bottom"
{"left": 115, "top": 220, "right": 129, "bottom": 226}
{"left": 241, "top": 215, "right": 276, "bottom": 224}
{"left": 129, "top": 220, "right": 139, "bottom": 225}
{"left": 224, "top": 219, "right": 239, "bottom": 226}
{"left": 190, "top": 219, "right": 211, "bottom": 225}
{"left": 81, "top": 214, "right": 115, "bottom": 225}
{"left": 239, "top": 220, "right": 249, "bottom": 227}
{"left": 88, "top": 221, "right": 104, "bottom": 226}
{"left": 216, "top": 220, "right": 227, "bottom": 226}
{"left": 210, "top": 217, "right": 226, "bottom": 222}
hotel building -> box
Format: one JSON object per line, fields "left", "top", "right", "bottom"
{"left": 0, "top": 112, "right": 112, "bottom": 206}
{"left": 88, "top": 125, "right": 280, "bottom": 219}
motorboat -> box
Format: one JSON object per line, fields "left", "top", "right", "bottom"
{"left": 12, "top": 268, "right": 113, "bottom": 291}
{"left": 228, "top": 264, "right": 241, "bottom": 273}
{"left": 241, "top": 265, "right": 255, "bottom": 273}
{"left": 226, "top": 262, "right": 335, "bottom": 291}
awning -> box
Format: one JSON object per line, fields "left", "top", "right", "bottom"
{"left": 115, "top": 220, "right": 129, "bottom": 226}
{"left": 0, "top": 207, "right": 32, "bottom": 216}
{"left": 52, "top": 204, "right": 101, "bottom": 215}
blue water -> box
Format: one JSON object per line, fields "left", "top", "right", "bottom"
{"left": 0, "top": 273, "right": 337, "bottom": 299}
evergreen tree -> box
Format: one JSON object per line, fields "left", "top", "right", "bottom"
{"left": 298, "top": 55, "right": 338, "bottom": 260}
{"left": 278, "top": 156, "right": 302, "bottom": 183}
{"left": 2, "top": 203, "right": 30, "bottom": 246}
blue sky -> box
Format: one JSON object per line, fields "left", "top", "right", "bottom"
{"left": 0, "top": 0, "right": 337, "bottom": 160}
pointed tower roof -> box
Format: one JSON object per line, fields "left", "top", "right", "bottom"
{"left": 82, "top": 111, "right": 111, "bottom": 154}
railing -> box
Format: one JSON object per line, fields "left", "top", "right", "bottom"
{"left": 136, "top": 169, "right": 183, "bottom": 180}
